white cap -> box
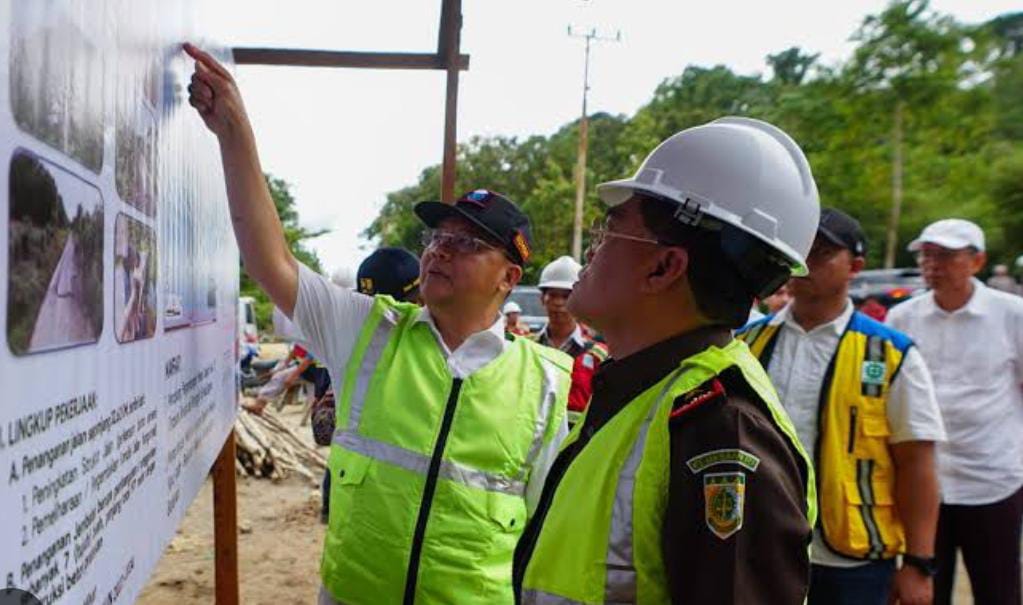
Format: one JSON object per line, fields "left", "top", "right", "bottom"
{"left": 907, "top": 219, "right": 985, "bottom": 252}
{"left": 503, "top": 301, "right": 522, "bottom": 315}
{"left": 538, "top": 256, "right": 582, "bottom": 290}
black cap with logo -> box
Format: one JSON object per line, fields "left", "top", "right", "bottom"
{"left": 414, "top": 189, "right": 534, "bottom": 265}
{"left": 818, "top": 208, "right": 867, "bottom": 257}
{"left": 356, "top": 247, "right": 421, "bottom": 302}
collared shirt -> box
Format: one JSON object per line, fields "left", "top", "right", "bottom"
{"left": 514, "top": 327, "right": 811, "bottom": 604}
{"left": 887, "top": 279, "right": 1023, "bottom": 505}
{"left": 764, "top": 300, "right": 945, "bottom": 567}
{"left": 535, "top": 324, "right": 587, "bottom": 357}
{"left": 292, "top": 262, "right": 567, "bottom": 512}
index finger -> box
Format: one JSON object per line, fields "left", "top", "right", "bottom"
{"left": 183, "top": 42, "right": 232, "bottom": 81}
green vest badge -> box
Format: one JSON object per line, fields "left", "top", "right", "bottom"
{"left": 704, "top": 472, "right": 746, "bottom": 540}
{"left": 861, "top": 360, "right": 886, "bottom": 387}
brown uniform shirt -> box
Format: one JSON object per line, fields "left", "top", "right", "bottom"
{"left": 514, "top": 327, "right": 811, "bottom": 604}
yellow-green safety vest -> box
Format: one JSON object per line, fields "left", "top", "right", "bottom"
{"left": 737, "top": 311, "right": 911, "bottom": 559}
{"left": 520, "top": 339, "right": 816, "bottom": 604}
{"left": 322, "top": 297, "right": 572, "bottom": 604}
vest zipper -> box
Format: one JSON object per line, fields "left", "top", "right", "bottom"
{"left": 847, "top": 406, "right": 858, "bottom": 453}
{"left": 402, "top": 378, "right": 463, "bottom": 605}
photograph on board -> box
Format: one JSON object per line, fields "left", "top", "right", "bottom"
{"left": 7, "top": 151, "right": 103, "bottom": 355}
{"left": 9, "top": 1, "right": 106, "bottom": 173}
{"left": 115, "top": 53, "right": 160, "bottom": 217}
{"left": 114, "top": 214, "right": 157, "bottom": 343}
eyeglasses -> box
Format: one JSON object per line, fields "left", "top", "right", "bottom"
{"left": 915, "top": 247, "right": 972, "bottom": 263}
{"left": 421, "top": 229, "right": 500, "bottom": 256}
{"left": 588, "top": 218, "right": 662, "bottom": 250}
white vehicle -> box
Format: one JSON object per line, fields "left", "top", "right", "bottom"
{"left": 238, "top": 296, "right": 258, "bottom": 345}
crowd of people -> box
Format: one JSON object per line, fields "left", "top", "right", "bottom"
{"left": 184, "top": 43, "right": 1022, "bottom": 605}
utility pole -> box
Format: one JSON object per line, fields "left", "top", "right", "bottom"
{"left": 884, "top": 99, "right": 904, "bottom": 269}
{"left": 568, "top": 25, "right": 620, "bottom": 261}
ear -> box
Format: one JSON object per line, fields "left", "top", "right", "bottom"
{"left": 644, "top": 247, "right": 688, "bottom": 293}
{"left": 850, "top": 255, "right": 866, "bottom": 276}
{"left": 970, "top": 251, "right": 988, "bottom": 275}
{"left": 499, "top": 262, "right": 523, "bottom": 295}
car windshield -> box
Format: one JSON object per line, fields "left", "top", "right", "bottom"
{"left": 507, "top": 288, "right": 546, "bottom": 318}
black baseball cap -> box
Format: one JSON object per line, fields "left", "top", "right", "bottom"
{"left": 818, "top": 208, "right": 867, "bottom": 257}
{"left": 357, "top": 247, "right": 421, "bottom": 301}
{"left": 414, "top": 189, "right": 534, "bottom": 265}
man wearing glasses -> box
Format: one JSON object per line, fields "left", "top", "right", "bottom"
{"left": 183, "top": 45, "right": 572, "bottom": 605}
{"left": 887, "top": 219, "right": 1023, "bottom": 605}
{"left": 739, "top": 209, "right": 944, "bottom": 605}
{"left": 515, "top": 117, "right": 820, "bottom": 604}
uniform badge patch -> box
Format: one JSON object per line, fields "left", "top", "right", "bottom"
{"left": 861, "top": 360, "right": 886, "bottom": 386}
{"left": 686, "top": 448, "right": 760, "bottom": 473}
{"left": 704, "top": 472, "right": 746, "bottom": 540}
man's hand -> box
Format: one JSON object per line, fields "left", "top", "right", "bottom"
{"left": 888, "top": 565, "right": 932, "bottom": 605}
{"left": 183, "top": 43, "right": 249, "bottom": 142}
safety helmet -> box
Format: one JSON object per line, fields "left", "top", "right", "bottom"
{"left": 538, "top": 256, "right": 582, "bottom": 291}
{"left": 330, "top": 266, "right": 356, "bottom": 289}
{"left": 597, "top": 117, "right": 820, "bottom": 286}
{"left": 503, "top": 301, "right": 522, "bottom": 315}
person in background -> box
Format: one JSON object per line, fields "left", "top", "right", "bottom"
{"left": 887, "top": 219, "right": 1023, "bottom": 605}
{"left": 762, "top": 282, "right": 792, "bottom": 314}
{"left": 858, "top": 296, "right": 888, "bottom": 322}
{"left": 533, "top": 256, "right": 609, "bottom": 425}
{"left": 739, "top": 209, "right": 944, "bottom": 605}
{"left": 987, "top": 263, "right": 1020, "bottom": 295}
{"left": 184, "top": 43, "right": 572, "bottom": 605}
{"left": 503, "top": 301, "right": 532, "bottom": 337}
{"left": 356, "top": 247, "right": 422, "bottom": 304}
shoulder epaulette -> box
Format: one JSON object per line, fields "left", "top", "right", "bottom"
{"left": 669, "top": 378, "right": 727, "bottom": 421}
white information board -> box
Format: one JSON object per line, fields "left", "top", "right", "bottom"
{"left": 0, "top": 1, "right": 239, "bottom": 602}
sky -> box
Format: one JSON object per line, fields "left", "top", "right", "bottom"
{"left": 203, "top": 0, "right": 1019, "bottom": 277}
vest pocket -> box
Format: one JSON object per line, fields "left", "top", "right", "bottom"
{"left": 487, "top": 491, "right": 527, "bottom": 533}
{"left": 337, "top": 453, "right": 371, "bottom": 486}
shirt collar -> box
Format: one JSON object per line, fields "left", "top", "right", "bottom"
{"left": 538, "top": 324, "right": 585, "bottom": 349}
{"left": 415, "top": 306, "right": 506, "bottom": 356}
{"left": 922, "top": 278, "right": 989, "bottom": 317}
{"left": 593, "top": 326, "right": 733, "bottom": 413}
{"left": 774, "top": 299, "right": 854, "bottom": 337}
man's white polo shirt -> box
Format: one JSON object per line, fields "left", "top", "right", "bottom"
{"left": 887, "top": 279, "right": 1023, "bottom": 505}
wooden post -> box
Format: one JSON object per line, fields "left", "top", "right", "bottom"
{"left": 439, "top": 0, "right": 462, "bottom": 203}
{"left": 212, "top": 431, "right": 239, "bottom": 605}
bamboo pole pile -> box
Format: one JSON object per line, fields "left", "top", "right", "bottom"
{"left": 233, "top": 408, "right": 327, "bottom": 482}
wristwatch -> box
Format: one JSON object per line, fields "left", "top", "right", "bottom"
{"left": 902, "top": 554, "right": 938, "bottom": 577}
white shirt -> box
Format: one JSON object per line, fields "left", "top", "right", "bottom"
{"left": 887, "top": 280, "right": 1023, "bottom": 505}
{"left": 537, "top": 323, "right": 586, "bottom": 353}
{"left": 291, "top": 263, "right": 568, "bottom": 514}
{"left": 764, "top": 301, "right": 945, "bottom": 567}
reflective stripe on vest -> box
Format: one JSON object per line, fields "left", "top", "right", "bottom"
{"left": 521, "top": 341, "right": 815, "bottom": 604}
{"left": 322, "top": 297, "right": 573, "bottom": 605}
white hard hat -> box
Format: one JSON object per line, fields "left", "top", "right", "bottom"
{"left": 597, "top": 117, "right": 820, "bottom": 277}
{"left": 330, "top": 266, "right": 356, "bottom": 289}
{"left": 538, "top": 256, "right": 582, "bottom": 290}
{"left": 503, "top": 301, "right": 522, "bottom": 315}
{"left": 907, "top": 219, "right": 985, "bottom": 253}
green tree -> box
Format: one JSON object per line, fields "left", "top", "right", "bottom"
{"left": 241, "top": 174, "right": 326, "bottom": 331}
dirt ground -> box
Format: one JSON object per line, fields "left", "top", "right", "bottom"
{"left": 139, "top": 400, "right": 327, "bottom": 604}
{"left": 139, "top": 378, "right": 983, "bottom": 604}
